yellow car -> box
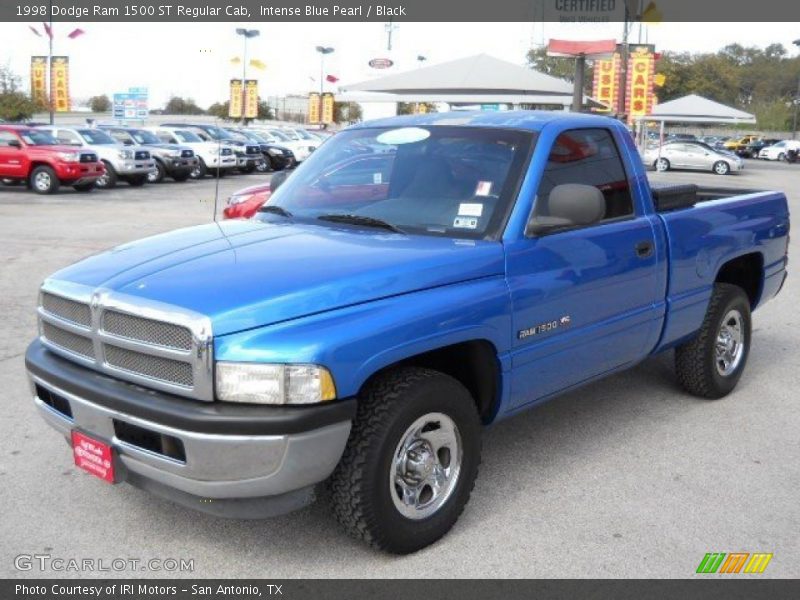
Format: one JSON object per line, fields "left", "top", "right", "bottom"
{"left": 723, "top": 135, "right": 759, "bottom": 151}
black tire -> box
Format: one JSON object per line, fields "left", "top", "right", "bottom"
{"left": 191, "top": 159, "right": 207, "bottom": 179}
{"left": 147, "top": 160, "right": 166, "bottom": 184}
{"left": 256, "top": 157, "right": 270, "bottom": 173}
{"left": 654, "top": 157, "right": 670, "bottom": 172}
{"left": 713, "top": 160, "right": 730, "bottom": 175}
{"left": 329, "top": 367, "right": 481, "bottom": 554}
{"left": 778, "top": 152, "right": 786, "bottom": 162}
{"left": 73, "top": 182, "right": 95, "bottom": 193}
{"left": 172, "top": 172, "right": 191, "bottom": 182}
{"left": 675, "top": 283, "right": 752, "bottom": 399}
{"left": 240, "top": 164, "right": 257, "bottom": 174}
{"left": 126, "top": 174, "right": 147, "bottom": 187}
{"left": 212, "top": 168, "right": 227, "bottom": 178}
{"left": 29, "top": 165, "right": 59, "bottom": 194}
{"left": 96, "top": 161, "right": 117, "bottom": 189}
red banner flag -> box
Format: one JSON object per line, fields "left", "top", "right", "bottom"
{"left": 29, "top": 25, "right": 41, "bottom": 37}
{"left": 42, "top": 22, "right": 53, "bottom": 39}
{"left": 325, "top": 74, "right": 339, "bottom": 83}
{"left": 67, "top": 28, "right": 85, "bottom": 39}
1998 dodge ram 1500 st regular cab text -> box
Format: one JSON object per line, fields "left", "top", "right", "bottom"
{"left": 26, "top": 112, "right": 790, "bottom": 554}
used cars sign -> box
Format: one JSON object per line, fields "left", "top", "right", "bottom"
{"left": 368, "top": 58, "right": 394, "bottom": 69}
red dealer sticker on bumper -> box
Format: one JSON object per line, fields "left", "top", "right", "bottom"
{"left": 71, "top": 430, "right": 115, "bottom": 483}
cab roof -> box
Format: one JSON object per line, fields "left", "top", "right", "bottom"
{"left": 349, "top": 110, "right": 625, "bottom": 133}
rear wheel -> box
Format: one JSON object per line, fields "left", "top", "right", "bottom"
{"left": 240, "top": 164, "right": 257, "bottom": 174}
{"left": 329, "top": 367, "right": 481, "bottom": 554}
{"left": 30, "top": 166, "right": 59, "bottom": 194}
{"left": 713, "top": 161, "right": 730, "bottom": 175}
{"left": 655, "top": 157, "right": 670, "bottom": 172}
{"left": 126, "top": 174, "right": 147, "bottom": 187}
{"left": 172, "top": 172, "right": 191, "bottom": 182}
{"left": 95, "top": 161, "right": 117, "bottom": 189}
{"left": 778, "top": 152, "right": 786, "bottom": 162}
{"left": 675, "top": 283, "right": 751, "bottom": 399}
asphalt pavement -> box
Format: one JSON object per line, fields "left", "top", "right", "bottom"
{"left": 0, "top": 160, "right": 798, "bottom": 578}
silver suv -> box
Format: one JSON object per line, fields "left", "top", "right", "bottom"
{"left": 40, "top": 126, "right": 155, "bottom": 189}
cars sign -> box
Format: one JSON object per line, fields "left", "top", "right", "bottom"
{"left": 368, "top": 58, "right": 394, "bottom": 69}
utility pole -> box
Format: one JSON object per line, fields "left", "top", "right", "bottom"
{"left": 235, "top": 28, "right": 260, "bottom": 126}
{"left": 315, "top": 46, "right": 334, "bottom": 125}
{"left": 48, "top": 0, "right": 53, "bottom": 124}
{"left": 385, "top": 19, "right": 398, "bottom": 51}
{"left": 793, "top": 39, "right": 800, "bottom": 140}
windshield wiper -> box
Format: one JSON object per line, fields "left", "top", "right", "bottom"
{"left": 316, "top": 214, "right": 405, "bottom": 234}
{"left": 258, "top": 205, "right": 293, "bottom": 218}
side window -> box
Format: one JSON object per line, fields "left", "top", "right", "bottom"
{"left": 56, "top": 130, "right": 81, "bottom": 145}
{"left": 533, "top": 128, "right": 634, "bottom": 229}
{"left": 0, "top": 131, "right": 19, "bottom": 145}
{"left": 156, "top": 131, "right": 177, "bottom": 144}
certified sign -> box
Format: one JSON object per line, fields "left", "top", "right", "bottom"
{"left": 368, "top": 58, "right": 394, "bottom": 69}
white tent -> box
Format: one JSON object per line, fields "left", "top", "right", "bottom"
{"left": 646, "top": 94, "right": 756, "bottom": 124}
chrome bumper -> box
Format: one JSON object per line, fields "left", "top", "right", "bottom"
{"left": 29, "top": 374, "right": 351, "bottom": 500}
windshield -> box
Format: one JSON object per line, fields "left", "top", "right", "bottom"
{"left": 77, "top": 129, "right": 117, "bottom": 145}
{"left": 259, "top": 125, "right": 534, "bottom": 240}
{"left": 174, "top": 130, "right": 202, "bottom": 143}
{"left": 295, "top": 129, "right": 316, "bottom": 140}
{"left": 268, "top": 130, "right": 291, "bottom": 142}
{"left": 19, "top": 129, "right": 58, "bottom": 145}
{"left": 131, "top": 130, "right": 162, "bottom": 145}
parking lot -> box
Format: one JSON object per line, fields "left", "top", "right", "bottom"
{"left": 0, "top": 159, "right": 798, "bottom": 578}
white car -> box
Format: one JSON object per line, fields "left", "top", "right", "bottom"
{"left": 255, "top": 128, "right": 317, "bottom": 163}
{"left": 145, "top": 126, "right": 238, "bottom": 178}
{"left": 758, "top": 140, "right": 800, "bottom": 161}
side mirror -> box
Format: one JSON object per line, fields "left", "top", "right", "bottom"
{"left": 8, "top": 139, "right": 22, "bottom": 149}
{"left": 526, "top": 184, "right": 606, "bottom": 236}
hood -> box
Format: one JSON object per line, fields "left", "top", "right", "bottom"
{"left": 28, "top": 144, "right": 93, "bottom": 155}
{"left": 50, "top": 220, "right": 505, "bottom": 336}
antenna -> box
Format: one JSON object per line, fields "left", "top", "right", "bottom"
{"left": 212, "top": 118, "right": 223, "bottom": 222}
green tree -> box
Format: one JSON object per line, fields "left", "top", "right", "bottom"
{"left": 89, "top": 94, "right": 111, "bottom": 113}
{"left": 207, "top": 101, "right": 230, "bottom": 120}
{"left": 0, "top": 65, "right": 40, "bottom": 121}
{"left": 334, "top": 101, "right": 362, "bottom": 123}
{"left": 163, "top": 96, "right": 205, "bottom": 115}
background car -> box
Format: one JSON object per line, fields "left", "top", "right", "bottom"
{"left": 145, "top": 126, "right": 238, "bottom": 178}
{"left": 101, "top": 126, "right": 198, "bottom": 183}
{"left": 161, "top": 123, "right": 265, "bottom": 173}
{"left": 644, "top": 141, "right": 744, "bottom": 175}
{"left": 738, "top": 138, "right": 782, "bottom": 159}
{"left": 256, "top": 127, "right": 318, "bottom": 163}
{"left": 38, "top": 126, "right": 154, "bottom": 189}
{"left": 667, "top": 132, "right": 698, "bottom": 142}
{"left": 722, "top": 134, "right": 759, "bottom": 152}
{"left": 227, "top": 128, "right": 295, "bottom": 171}
{"left": 759, "top": 140, "right": 800, "bottom": 161}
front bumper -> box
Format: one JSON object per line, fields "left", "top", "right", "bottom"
{"left": 165, "top": 157, "right": 200, "bottom": 174}
{"left": 117, "top": 159, "right": 156, "bottom": 175}
{"left": 54, "top": 162, "right": 105, "bottom": 183}
{"left": 237, "top": 156, "right": 265, "bottom": 169}
{"left": 26, "top": 340, "right": 354, "bottom": 516}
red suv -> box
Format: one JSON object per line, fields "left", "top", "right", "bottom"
{"left": 0, "top": 125, "right": 105, "bottom": 194}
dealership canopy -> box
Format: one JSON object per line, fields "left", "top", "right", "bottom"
{"left": 339, "top": 54, "right": 582, "bottom": 108}
{"left": 644, "top": 94, "right": 756, "bottom": 124}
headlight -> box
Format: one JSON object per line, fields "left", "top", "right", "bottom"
{"left": 267, "top": 148, "right": 283, "bottom": 156}
{"left": 57, "top": 152, "right": 80, "bottom": 162}
{"left": 118, "top": 149, "right": 132, "bottom": 159}
{"left": 215, "top": 362, "right": 336, "bottom": 405}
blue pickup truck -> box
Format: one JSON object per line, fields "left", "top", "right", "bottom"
{"left": 26, "top": 112, "right": 789, "bottom": 554}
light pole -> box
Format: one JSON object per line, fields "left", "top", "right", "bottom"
{"left": 315, "top": 46, "right": 334, "bottom": 125}
{"left": 793, "top": 39, "right": 800, "bottom": 140}
{"left": 235, "top": 28, "right": 259, "bottom": 126}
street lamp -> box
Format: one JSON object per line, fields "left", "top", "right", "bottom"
{"left": 793, "top": 39, "right": 800, "bottom": 140}
{"left": 235, "top": 28, "right": 260, "bottom": 126}
{"left": 315, "top": 46, "right": 335, "bottom": 125}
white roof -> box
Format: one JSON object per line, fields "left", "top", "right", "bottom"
{"left": 645, "top": 94, "right": 756, "bottom": 124}
{"left": 341, "top": 53, "right": 574, "bottom": 97}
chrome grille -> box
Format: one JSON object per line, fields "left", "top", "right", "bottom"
{"left": 80, "top": 153, "right": 98, "bottom": 163}
{"left": 41, "top": 292, "right": 91, "bottom": 327}
{"left": 102, "top": 310, "right": 192, "bottom": 350}
{"left": 42, "top": 322, "right": 95, "bottom": 359}
{"left": 181, "top": 149, "right": 194, "bottom": 158}
{"left": 37, "top": 283, "right": 213, "bottom": 401}
{"left": 221, "top": 148, "right": 233, "bottom": 156}
{"left": 104, "top": 344, "right": 193, "bottom": 388}
{"left": 135, "top": 150, "right": 150, "bottom": 160}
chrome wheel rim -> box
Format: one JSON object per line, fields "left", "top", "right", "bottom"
{"left": 34, "top": 171, "right": 51, "bottom": 191}
{"left": 715, "top": 162, "right": 729, "bottom": 174}
{"left": 390, "top": 412, "right": 462, "bottom": 520}
{"left": 147, "top": 167, "right": 160, "bottom": 183}
{"left": 96, "top": 172, "right": 109, "bottom": 187}
{"left": 655, "top": 159, "right": 668, "bottom": 171}
{"left": 715, "top": 309, "right": 745, "bottom": 377}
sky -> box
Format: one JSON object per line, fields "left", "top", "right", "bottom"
{"left": 1, "top": 21, "right": 799, "bottom": 108}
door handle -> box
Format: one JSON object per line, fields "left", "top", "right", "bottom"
{"left": 635, "top": 241, "right": 654, "bottom": 259}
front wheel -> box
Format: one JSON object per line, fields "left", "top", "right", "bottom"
{"left": 654, "top": 157, "right": 670, "bottom": 172}
{"left": 778, "top": 152, "right": 786, "bottom": 162}
{"left": 30, "top": 166, "right": 59, "bottom": 194}
{"left": 126, "top": 175, "right": 148, "bottom": 187}
{"left": 73, "top": 182, "right": 95, "bottom": 192}
{"left": 329, "top": 367, "right": 481, "bottom": 554}
{"left": 147, "top": 161, "right": 166, "bottom": 184}
{"left": 713, "top": 160, "right": 730, "bottom": 175}
{"left": 190, "top": 159, "right": 207, "bottom": 179}
{"left": 675, "top": 283, "right": 752, "bottom": 399}
{"left": 95, "top": 161, "right": 117, "bottom": 189}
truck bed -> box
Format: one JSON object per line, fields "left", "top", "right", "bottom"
{"left": 650, "top": 183, "right": 765, "bottom": 212}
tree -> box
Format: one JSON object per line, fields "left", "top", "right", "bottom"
{"left": 334, "top": 101, "right": 362, "bottom": 123}
{"left": 0, "top": 65, "right": 40, "bottom": 121}
{"left": 89, "top": 94, "right": 111, "bottom": 113}
{"left": 397, "top": 102, "right": 435, "bottom": 116}
{"left": 207, "top": 101, "right": 230, "bottom": 120}
{"left": 163, "top": 96, "right": 205, "bottom": 115}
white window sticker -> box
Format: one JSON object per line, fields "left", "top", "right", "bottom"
{"left": 458, "top": 203, "right": 484, "bottom": 217}
{"left": 475, "top": 181, "right": 492, "bottom": 196}
{"left": 373, "top": 172, "right": 382, "bottom": 184}
{"left": 453, "top": 216, "right": 479, "bottom": 230}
